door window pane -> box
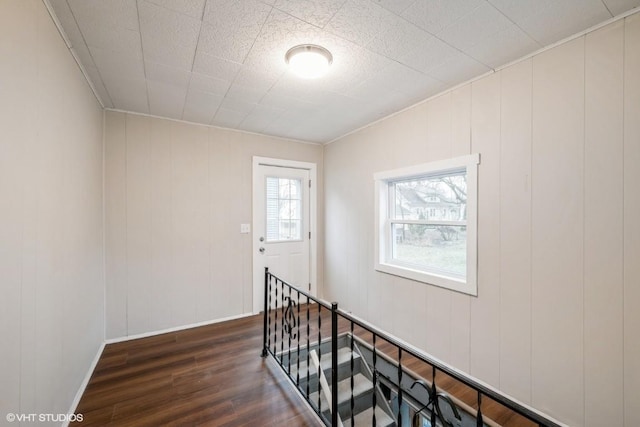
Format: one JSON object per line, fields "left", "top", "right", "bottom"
{"left": 266, "top": 177, "right": 303, "bottom": 242}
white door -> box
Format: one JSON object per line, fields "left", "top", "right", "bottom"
{"left": 253, "top": 159, "right": 313, "bottom": 313}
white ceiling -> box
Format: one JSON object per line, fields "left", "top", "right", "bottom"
{"left": 49, "top": 0, "right": 640, "bottom": 143}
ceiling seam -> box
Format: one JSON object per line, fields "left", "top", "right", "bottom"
{"left": 325, "top": 6, "right": 640, "bottom": 145}
{"left": 180, "top": 0, "right": 208, "bottom": 121}
{"left": 221, "top": 4, "right": 276, "bottom": 129}
{"left": 105, "top": 108, "right": 321, "bottom": 145}
{"left": 485, "top": 0, "right": 543, "bottom": 47}
{"left": 141, "top": 0, "right": 206, "bottom": 20}
{"left": 135, "top": 0, "right": 152, "bottom": 114}
{"left": 59, "top": 0, "right": 640, "bottom": 144}
{"left": 320, "top": 0, "right": 348, "bottom": 29}
{"left": 64, "top": 0, "right": 115, "bottom": 108}
{"left": 41, "top": 0, "right": 111, "bottom": 109}
{"left": 600, "top": 0, "right": 614, "bottom": 17}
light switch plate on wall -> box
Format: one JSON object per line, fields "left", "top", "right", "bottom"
{"left": 240, "top": 223, "right": 251, "bottom": 234}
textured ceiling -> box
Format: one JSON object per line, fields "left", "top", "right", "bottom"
{"left": 49, "top": 0, "right": 640, "bottom": 143}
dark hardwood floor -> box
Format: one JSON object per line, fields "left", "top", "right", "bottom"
{"left": 74, "top": 304, "right": 535, "bottom": 426}
{"left": 73, "top": 314, "right": 322, "bottom": 426}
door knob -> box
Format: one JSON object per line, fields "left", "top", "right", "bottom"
{"left": 259, "top": 247, "right": 265, "bottom": 253}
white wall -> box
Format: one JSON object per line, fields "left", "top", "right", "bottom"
{"left": 323, "top": 15, "right": 640, "bottom": 427}
{"left": 0, "top": 0, "right": 105, "bottom": 423}
{"left": 104, "top": 111, "right": 323, "bottom": 339}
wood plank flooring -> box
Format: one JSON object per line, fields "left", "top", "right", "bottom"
{"left": 74, "top": 303, "right": 537, "bottom": 426}
{"left": 72, "top": 315, "right": 322, "bottom": 426}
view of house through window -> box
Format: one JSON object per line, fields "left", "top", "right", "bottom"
{"left": 391, "top": 172, "right": 467, "bottom": 278}
{"left": 375, "top": 154, "right": 479, "bottom": 295}
{"left": 266, "top": 177, "right": 302, "bottom": 242}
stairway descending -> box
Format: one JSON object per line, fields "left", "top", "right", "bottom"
{"left": 279, "top": 335, "right": 396, "bottom": 426}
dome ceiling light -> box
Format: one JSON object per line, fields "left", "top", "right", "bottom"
{"left": 285, "top": 44, "right": 333, "bottom": 79}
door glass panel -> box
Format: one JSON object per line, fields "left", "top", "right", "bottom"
{"left": 266, "top": 177, "right": 303, "bottom": 242}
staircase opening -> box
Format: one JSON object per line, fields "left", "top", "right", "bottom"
{"left": 261, "top": 269, "right": 561, "bottom": 427}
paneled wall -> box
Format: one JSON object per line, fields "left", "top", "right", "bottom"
{"left": 324, "top": 15, "right": 640, "bottom": 426}
{"left": 104, "top": 111, "right": 323, "bottom": 339}
{"left": 0, "top": 0, "right": 104, "bottom": 422}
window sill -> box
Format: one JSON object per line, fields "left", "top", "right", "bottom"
{"left": 375, "top": 261, "right": 477, "bottom": 296}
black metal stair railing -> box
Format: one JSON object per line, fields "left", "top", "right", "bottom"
{"left": 261, "top": 267, "right": 339, "bottom": 426}
{"left": 261, "top": 268, "right": 563, "bottom": 427}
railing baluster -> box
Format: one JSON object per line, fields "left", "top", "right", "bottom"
{"left": 261, "top": 268, "right": 269, "bottom": 357}
{"left": 350, "top": 322, "right": 355, "bottom": 427}
{"left": 260, "top": 272, "right": 562, "bottom": 427}
{"left": 287, "top": 285, "right": 292, "bottom": 376}
{"left": 372, "top": 333, "right": 377, "bottom": 426}
{"left": 306, "top": 295, "right": 310, "bottom": 398}
{"left": 431, "top": 366, "right": 437, "bottom": 427}
{"left": 267, "top": 273, "right": 272, "bottom": 354}
{"left": 280, "top": 279, "right": 284, "bottom": 362}
{"left": 296, "top": 289, "right": 301, "bottom": 387}
{"left": 273, "top": 277, "right": 278, "bottom": 356}
{"left": 317, "top": 304, "right": 322, "bottom": 413}
{"left": 398, "top": 347, "right": 403, "bottom": 426}
{"left": 331, "top": 302, "right": 338, "bottom": 427}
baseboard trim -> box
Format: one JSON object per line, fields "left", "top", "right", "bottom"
{"left": 64, "top": 341, "right": 106, "bottom": 427}
{"left": 64, "top": 313, "right": 256, "bottom": 426}
{"left": 105, "top": 313, "right": 255, "bottom": 344}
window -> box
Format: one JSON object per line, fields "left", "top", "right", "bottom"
{"left": 266, "top": 177, "right": 302, "bottom": 242}
{"left": 374, "top": 154, "right": 480, "bottom": 295}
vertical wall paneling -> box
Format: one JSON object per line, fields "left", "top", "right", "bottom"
{"left": 105, "top": 112, "right": 128, "bottom": 338}
{"left": 499, "top": 58, "right": 533, "bottom": 403}
{"left": 449, "top": 85, "right": 472, "bottom": 373}
{"left": 424, "top": 286, "right": 451, "bottom": 361}
{"left": 469, "top": 73, "right": 502, "bottom": 387}
{"left": 346, "top": 138, "right": 363, "bottom": 314}
{"left": 105, "top": 112, "right": 323, "bottom": 338}
{"left": 18, "top": 1, "right": 40, "bottom": 407}
{"left": 209, "top": 129, "right": 233, "bottom": 318}
{"left": 171, "top": 122, "right": 210, "bottom": 326}
{"left": 149, "top": 118, "right": 173, "bottom": 331}
{"left": 126, "top": 115, "right": 153, "bottom": 335}
{"left": 393, "top": 278, "right": 429, "bottom": 351}
{"left": 424, "top": 95, "right": 453, "bottom": 361}
{"left": 624, "top": 12, "right": 640, "bottom": 427}
{"left": 425, "top": 94, "right": 453, "bottom": 160}
{"left": 322, "top": 138, "right": 348, "bottom": 304}
{"left": 1, "top": 0, "right": 104, "bottom": 418}
{"left": 584, "top": 21, "right": 625, "bottom": 426}
{"left": 209, "top": 128, "right": 243, "bottom": 318}
{"left": 0, "top": 0, "right": 36, "bottom": 415}
{"left": 531, "top": 37, "right": 585, "bottom": 425}
{"left": 35, "top": 0, "right": 68, "bottom": 410}
{"left": 323, "top": 16, "right": 640, "bottom": 426}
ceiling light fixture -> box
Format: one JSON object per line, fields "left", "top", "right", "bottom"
{"left": 285, "top": 44, "right": 333, "bottom": 79}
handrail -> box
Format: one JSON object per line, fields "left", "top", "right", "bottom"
{"left": 334, "top": 309, "right": 561, "bottom": 427}
{"left": 262, "top": 269, "right": 563, "bottom": 427}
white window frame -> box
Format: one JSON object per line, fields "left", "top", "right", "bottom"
{"left": 374, "top": 153, "right": 480, "bottom": 296}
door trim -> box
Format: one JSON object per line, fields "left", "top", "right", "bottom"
{"left": 252, "top": 156, "right": 318, "bottom": 313}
